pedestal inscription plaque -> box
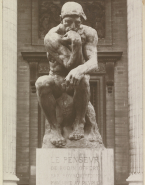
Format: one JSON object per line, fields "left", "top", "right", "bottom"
{"left": 36, "top": 149, "right": 114, "bottom": 185}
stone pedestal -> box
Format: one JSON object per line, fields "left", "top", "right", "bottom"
{"left": 36, "top": 148, "right": 114, "bottom": 185}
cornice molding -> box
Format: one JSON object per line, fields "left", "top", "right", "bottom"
{"left": 21, "top": 52, "right": 123, "bottom": 62}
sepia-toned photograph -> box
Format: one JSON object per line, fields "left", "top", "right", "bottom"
{"left": 1, "top": 0, "right": 144, "bottom": 185}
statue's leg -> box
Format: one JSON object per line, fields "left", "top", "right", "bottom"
{"left": 35, "top": 75, "right": 66, "bottom": 147}
{"left": 69, "top": 75, "right": 90, "bottom": 140}
{"left": 86, "top": 102, "right": 103, "bottom": 143}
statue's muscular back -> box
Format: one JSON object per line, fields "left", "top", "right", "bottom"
{"left": 44, "top": 24, "right": 96, "bottom": 76}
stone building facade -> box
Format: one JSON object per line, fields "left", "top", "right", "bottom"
{"left": 2, "top": 0, "right": 143, "bottom": 185}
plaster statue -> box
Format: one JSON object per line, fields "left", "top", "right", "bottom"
{"left": 35, "top": 2, "right": 103, "bottom": 148}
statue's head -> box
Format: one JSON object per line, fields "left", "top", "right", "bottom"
{"left": 60, "top": 2, "right": 86, "bottom": 32}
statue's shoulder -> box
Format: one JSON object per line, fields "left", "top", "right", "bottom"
{"left": 44, "top": 24, "right": 65, "bottom": 41}
{"left": 44, "top": 24, "right": 63, "bottom": 46}
{"left": 81, "top": 25, "right": 98, "bottom": 39}
{"left": 44, "top": 24, "right": 60, "bottom": 37}
{"left": 44, "top": 28, "right": 56, "bottom": 43}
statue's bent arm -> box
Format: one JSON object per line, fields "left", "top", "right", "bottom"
{"left": 44, "top": 29, "right": 83, "bottom": 70}
{"left": 44, "top": 31, "right": 70, "bottom": 68}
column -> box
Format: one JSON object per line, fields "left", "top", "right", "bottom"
{"left": 0, "top": 1, "right": 2, "bottom": 185}
{"left": 2, "top": 0, "right": 19, "bottom": 184}
{"left": 126, "top": 0, "right": 143, "bottom": 184}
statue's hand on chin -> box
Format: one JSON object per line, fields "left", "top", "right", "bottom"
{"left": 62, "top": 30, "right": 82, "bottom": 46}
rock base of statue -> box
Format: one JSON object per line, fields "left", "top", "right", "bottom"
{"left": 36, "top": 148, "right": 114, "bottom": 185}
{"left": 42, "top": 92, "right": 104, "bottom": 149}
{"left": 42, "top": 133, "right": 104, "bottom": 149}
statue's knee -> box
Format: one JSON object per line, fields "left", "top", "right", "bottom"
{"left": 35, "top": 75, "right": 54, "bottom": 92}
{"left": 79, "top": 75, "right": 90, "bottom": 87}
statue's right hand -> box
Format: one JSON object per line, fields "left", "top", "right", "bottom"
{"left": 62, "top": 30, "right": 82, "bottom": 46}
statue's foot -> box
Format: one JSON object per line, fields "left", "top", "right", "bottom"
{"left": 88, "top": 129, "right": 103, "bottom": 143}
{"left": 50, "top": 130, "right": 66, "bottom": 147}
{"left": 69, "top": 125, "right": 84, "bottom": 140}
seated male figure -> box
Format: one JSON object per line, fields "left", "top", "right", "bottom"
{"left": 35, "top": 2, "right": 103, "bottom": 147}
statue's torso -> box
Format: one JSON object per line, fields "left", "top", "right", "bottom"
{"left": 46, "top": 24, "right": 95, "bottom": 76}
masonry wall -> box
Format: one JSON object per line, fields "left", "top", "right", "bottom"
{"left": 17, "top": 0, "right": 129, "bottom": 185}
